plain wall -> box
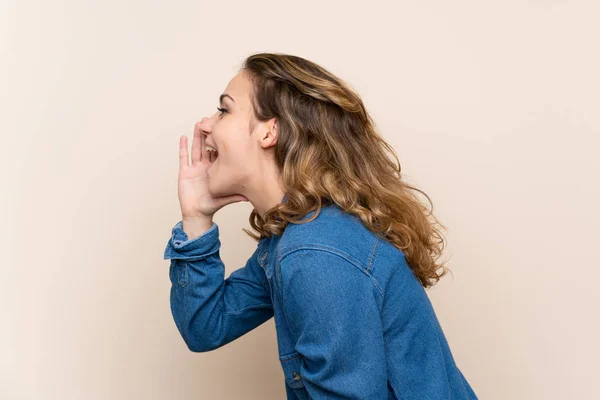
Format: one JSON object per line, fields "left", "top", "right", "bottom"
{"left": 2, "top": 1, "right": 598, "bottom": 399}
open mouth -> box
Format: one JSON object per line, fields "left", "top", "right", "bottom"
{"left": 206, "top": 146, "right": 219, "bottom": 162}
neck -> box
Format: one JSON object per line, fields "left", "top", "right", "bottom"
{"left": 245, "top": 165, "right": 286, "bottom": 218}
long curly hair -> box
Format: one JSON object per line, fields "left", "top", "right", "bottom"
{"left": 239, "top": 52, "right": 450, "bottom": 289}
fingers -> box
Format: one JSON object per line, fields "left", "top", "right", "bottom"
{"left": 191, "top": 122, "right": 202, "bottom": 165}
{"left": 187, "top": 120, "right": 211, "bottom": 167}
{"left": 201, "top": 128, "right": 210, "bottom": 163}
{"left": 196, "top": 120, "right": 212, "bottom": 164}
{"left": 179, "top": 135, "right": 189, "bottom": 169}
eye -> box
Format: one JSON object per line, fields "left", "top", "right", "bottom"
{"left": 216, "top": 106, "right": 228, "bottom": 117}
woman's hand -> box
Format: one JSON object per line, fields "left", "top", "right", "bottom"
{"left": 177, "top": 122, "right": 248, "bottom": 219}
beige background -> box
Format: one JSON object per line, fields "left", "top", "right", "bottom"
{"left": 2, "top": 1, "right": 598, "bottom": 399}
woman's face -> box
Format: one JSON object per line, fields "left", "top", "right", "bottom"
{"left": 200, "top": 71, "right": 276, "bottom": 198}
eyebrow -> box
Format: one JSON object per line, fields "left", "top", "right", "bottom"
{"left": 219, "top": 94, "right": 235, "bottom": 104}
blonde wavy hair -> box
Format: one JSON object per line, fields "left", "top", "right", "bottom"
{"left": 240, "top": 52, "right": 450, "bottom": 289}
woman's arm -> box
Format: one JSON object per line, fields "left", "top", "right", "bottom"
{"left": 164, "top": 220, "right": 273, "bottom": 352}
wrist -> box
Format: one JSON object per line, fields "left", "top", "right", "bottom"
{"left": 181, "top": 216, "right": 213, "bottom": 240}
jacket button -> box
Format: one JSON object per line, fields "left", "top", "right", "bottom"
{"left": 292, "top": 371, "right": 300, "bottom": 382}
{"left": 261, "top": 251, "right": 268, "bottom": 260}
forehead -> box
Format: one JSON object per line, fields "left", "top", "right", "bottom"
{"left": 222, "top": 72, "right": 253, "bottom": 105}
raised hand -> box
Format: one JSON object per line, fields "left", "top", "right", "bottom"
{"left": 177, "top": 121, "right": 248, "bottom": 220}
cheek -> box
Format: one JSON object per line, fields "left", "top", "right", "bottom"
{"left": 214, "top": 125, "right": 254, "bottom": 166}
{"left": 228, "top": 149, "right": 257, "bottom": 177}
{"left": 222, "top": 139, "right": 253, "bottom": 162}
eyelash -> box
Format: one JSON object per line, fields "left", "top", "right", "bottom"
{"left": 216, "top": 106, "right": 228, "bottom": 116}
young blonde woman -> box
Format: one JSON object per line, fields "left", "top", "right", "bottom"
{"left": 164, "top": 53, "right": 478, "bottom": 399}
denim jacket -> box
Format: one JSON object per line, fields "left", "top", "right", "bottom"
{"left": 164, "top": 197, "right": 478, "bottom": 399}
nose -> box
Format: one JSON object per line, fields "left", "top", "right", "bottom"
{"left": 195, "top": 117, "right": 211, "bottom": 137}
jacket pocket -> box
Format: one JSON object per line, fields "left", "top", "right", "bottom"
{"left": 176, "top": 261, "right": 188, "bottom": 287}
{"left": 279, "top": 351, "right": 306, "bottom": 390}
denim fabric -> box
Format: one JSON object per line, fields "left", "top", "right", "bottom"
{"left": 164, "top": 195, "right": 478, "bottom": 399}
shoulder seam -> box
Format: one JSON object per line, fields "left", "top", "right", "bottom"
{"left": 279, "top": 244, "right": 362, "bottom": 271}
{"left": 278, "top": 245, "right": 384, "bottom": 298}
{"left": 366, "top": 238, "right": 379, "bottom": 273}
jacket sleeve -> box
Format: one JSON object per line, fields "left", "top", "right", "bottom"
{"left": 164, "top": 220, "right": 273, "bottom": 352}
{"left": 279, "top": 248, "right": 388, "bottom": 399}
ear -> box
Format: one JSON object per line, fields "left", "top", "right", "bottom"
{"left": 260, "top": 117, "right": 278, "bottom": 149}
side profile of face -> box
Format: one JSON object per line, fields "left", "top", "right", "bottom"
{"left": 200, "top": 70, "right": 280, "bottom": 204}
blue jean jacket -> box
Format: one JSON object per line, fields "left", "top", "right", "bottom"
{"left": 164, "top": 200, "right": 478, "bottom": 399}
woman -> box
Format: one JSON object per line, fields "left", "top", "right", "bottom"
{"left": 164, "top": 53, "right": 478, "bottom": 399}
